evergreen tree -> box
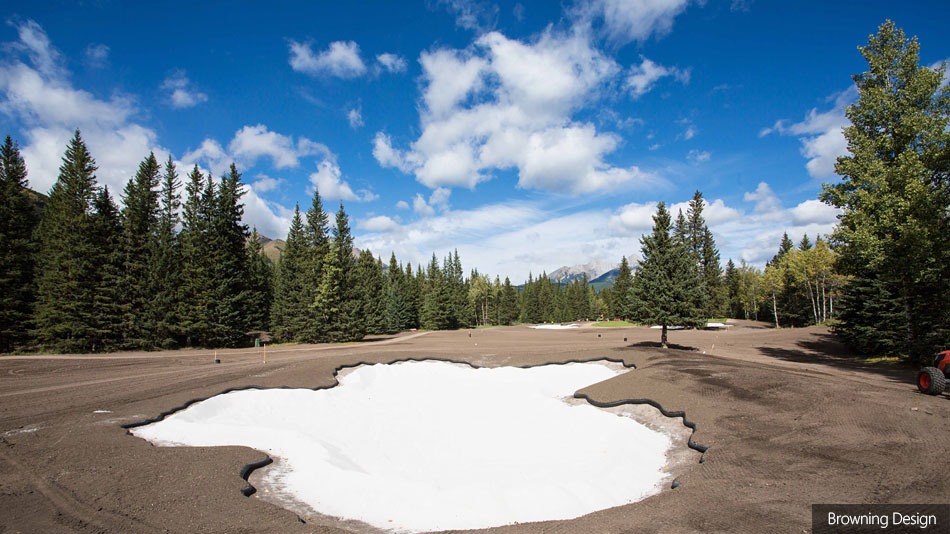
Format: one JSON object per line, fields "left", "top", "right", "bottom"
{"left": 772, "top": 232, "right": 794, "bottom": 265}
{"left": 317, "top": 202, "right": 363, "bottom": 341}
{"left": 611, "top": 257, "right": 634, "bottom": 319}
{"left": 725, "top": 259, "right": 743, "bottom": 318}
{"left": 246, "top": 228, "right": 274, "bottom": 332}
{"left": 301, "top": 189, "right": 330, "bottom": 342}
{"left": 0, "top": 136, "right": 36, "bottom": 351}
{"left": 422, "top": 254, "right": 451, "bottom": 329}
{"left": 385, "top": 253, "right": 410, "bottom": 333}
{"left": 701, "top": 227, "right": 726, "bottom": 317}
{"left": 118, "top": 153, "right": 162, "bottom": 348}
{"left": 33, "top": 131, "right": 101, "bottom": 352}
{"left": 208, "top": 164, "right": 252, "bottom": 346}
{"left": 409, "top": 262, "right": 424, "bottom": 329}
{"left": 357, "top": 250, "right": 387, "bottom": 335}
{"left": 147, "top": 156, "right": 182, "bottom": 348}
{"left": 89, "top": 186, "right": 123, "bottom": 351}
{"left": 177, "top": 166, "right": 214, "bottom": 346}
{"left": 447, "top": 249, "right": 469, "bottom": 328}
{"left": 632, "top": 202, "right": 705, "bottom": 348}
{"left": 271, "top": 205, "right": 308, "bottom": 342}
{"left": 499, "top": 276, "right": 518, "bottom": 324}
{"left": 799, "top": 234, "right": 812, "bottom": 251}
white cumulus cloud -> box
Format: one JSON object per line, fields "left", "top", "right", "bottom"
{"left": 309, "top": 159, "right": 377, "bottom": 202}
{"left": 374, "top": 28, "right": 663, "bottom": 195}
{"left": 358, "top": 215, "right": 401, "bottom": 232}
{"left": 625, "top": 56, "right": 690, "bottom": 98}
{"left": 759, "top": 87, "right": 856, "bottom": 179}
{"left": 161, "top": 70, "right": 208, "bottom": 108}
{"left": 289, "top": 40, "right": 367, "bottom": 78}
{"left": 376, "top": 53, "right": 407, "bottom": 73}
{"left": 571, "top": 0, "right": 694, "bottom": 45}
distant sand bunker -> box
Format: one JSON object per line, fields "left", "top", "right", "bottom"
{"left": 529, "top": 324, "right": 580, "bottom": 329}
{"left": 131, "top": 361, "right": 672, "bottom": 532}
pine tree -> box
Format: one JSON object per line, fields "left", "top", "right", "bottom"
{"left": 772, "top": 232, "right": 794, "bottom": 265}
{"left": 700, "top": 227, "right": 726, "bottom": 317}
{"left": 318, "top": 202, "right": 363, "bottom": 342}
{"left": 33, "top": 131, "right": 101, "bottom": 352}
{"left": 407, "top": 263, "right": 422, "bottom": 329}
{"left": 422, "top": 254, "right": 451, "bottom": 329}
{"left": 208, "top": 164, "right": 252, "bottom": 347}
{"left": 0, "top": 136, "right": 36, "bottom": 351}
{"left": 177, "top": 166, "right": 214, "bottom": 346}
{"left": 385, "top": 253, "right": 410, "bottom": 333}
{"left": 357, "top": 250, "right": 387, "bottom": 335}
{"left": 147, "top": 156, "right": 182, "bottom": 348}
{"left": 118, "top": 153, "right": 162, "bottom": 348}
{"left": 89, "top": 186, "right": 123, "bottom": 351}
{"left": 246, "top": 229, "right": 274, "bottom": 332}
{"left": 446, "top": 249, "right": 468, "bottom": 328}
{"left": 611, "top": 257, "right": 634, "bottom": 319}
{"left": 300, "top": 189, "right": 330, "bottom": 342}
{"left": 799, "top": 234, "right": 812, "bottom": 251}
{"left": 725, "top": 259, "right": 742, "bottom": 318}
{"left": 632, "top": 202, "right": 705, "bottom": 348}
{"left": 499, "top": 276, "right": 518, "bottom": 324}
{"left": 271, "top": 205, "right": 308, "bottom": 342}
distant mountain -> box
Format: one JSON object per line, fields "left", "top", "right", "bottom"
{"left": 258, "top": 236, "right": 286, "bottom": 264}
{"left": 590, "top": 268, "right": 620, "bottom": 291}
{"left": 548, "top": 258, "right": 619, "bottom": 284}
{"left": 255, "top": 236, "right": 364, "bottom": 266}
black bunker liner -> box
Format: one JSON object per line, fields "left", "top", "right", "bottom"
{"left": 122, "top": 356, "right": 708, "bottom": 503}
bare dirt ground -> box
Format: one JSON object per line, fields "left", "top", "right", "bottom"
{"left": 0, "top": 322, "right": 947, "bottom": 533}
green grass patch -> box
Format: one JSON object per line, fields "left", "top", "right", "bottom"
{"left": 859, "top": 355, "right": 911, "bottom": 367}
{"left": 706, "top": 317, "right": 730, "bottom": 324}
{"left": 592, "top": 320, "right": 637, "bottom": 327}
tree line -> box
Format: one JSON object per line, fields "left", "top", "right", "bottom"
{"left": 0, "top": 21, "right": 946, "bottom": 360}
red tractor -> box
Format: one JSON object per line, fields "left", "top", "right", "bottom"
{"left": 917, "top": 350, "right": 950, "bottom": 395}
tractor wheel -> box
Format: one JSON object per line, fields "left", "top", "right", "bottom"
{"left": 917, "top": 367, "right": 946, "bottom": 395}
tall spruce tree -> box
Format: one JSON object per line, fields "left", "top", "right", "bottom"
{"left": 632, "top": 202, "right": 704, "bottom": 348}
{"left": 246, "top": 229, "right": 274, "bottom": 332}
{"left": 317, "top": 202, "right": 363, "bottom": 342}
{"left": 821, "top": 20, "right": 950, "bottom": 359}
{"left": 499, "top": 276, "right": 518, "bottom": 324}
{"left": 611, "top": 257, "right": 634, "bottom": 319}
{"left": 725, "top": 259, "right": 743, "bottom": 318}
{"left": 119, "top": 153, "right": 162, "bottom": 348}
{"left": 33, "top": 131, "right": 102, "bottom": 352}
{"left": 89, "top": 186, "right": 123, "bottom": 351}
{"left": 301, "top": 189, "right": 330, "bottom": 342}
{"left": 407, "top": 263, "right": 422, "bottom": 329}
{"left": 385, "top": 253, "right": 410, "bottom": 333}
{"left": 0, "top": 136, "right": 36, "bottom": 351}
{"left": 209, "top": 164, "right": 252, "bottom": 347}
{"left": 357, "top": 250, "right": 387, "bottom": 335}
{"left": 177, "top": 166, "right": 214, "bottom": 346}
{"left": 271, "top": 206, "right": 308, "bottom": 342}
{"left": 422, "top": 254, "right": 450, "bottom": 329}
{"left": 147, "top": 156, "right": 182, "bottom": 348}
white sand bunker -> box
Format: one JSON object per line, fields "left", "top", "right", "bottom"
{"left": 529, "top": 323, "right": 580, "bottom": 329}
{"left": 131, "top": 361, "right": 672, "bottom": 532}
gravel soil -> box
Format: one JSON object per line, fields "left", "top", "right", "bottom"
{"left": 0, "top": 321, "right": 946, "bottom": 533}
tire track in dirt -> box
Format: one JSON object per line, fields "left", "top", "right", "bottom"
{"left": 0, "top": 332, "right": 434, "bottom": 398}
{"left": 0, "top": 437, "right": 162, "bottom": 533}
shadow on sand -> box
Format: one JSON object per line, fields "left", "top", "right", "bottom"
{"left": 755, "top": 332, "right": 916, "bottom": 387}
{"left": 624, "top": 341, "right": 699, "bottom": 352}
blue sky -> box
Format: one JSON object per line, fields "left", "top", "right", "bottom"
{"left": 1, "top": 1, "right": 947, "bottom": 283}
